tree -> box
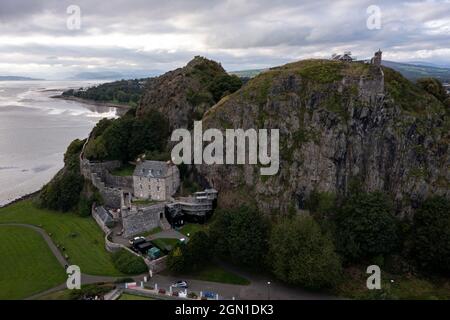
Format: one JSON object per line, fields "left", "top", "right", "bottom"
{"left": 411, "top": 196, "right": 450, "bottom": 274}
{"left": 209, "top": 206, "right": 270, "bottom": 268}
{"left": 39, "top": 171, "right": 84, "bottom": 212}
{"left": 208, "top": 74, "right": 242, "bottom": 102}
{"left": 166, "top": 246, "right": 185, "bottom": 273}
{"left": 182, "top": 231, "right": 212, "bottom": 271}
{"left": 269, "top": 216, "right": 342, "bottom": 289}
{"left": 128, "top": 112, "right": 169, "bottom": 160}
{"left": 334, "top": 192, "right": 398, "bottom": 261}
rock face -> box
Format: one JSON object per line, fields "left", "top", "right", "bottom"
{"left": 137, "top": 56, "right": 228, "bottom": 130}
{"left": 196, "top": 59, "right": 449, "bottom": 217}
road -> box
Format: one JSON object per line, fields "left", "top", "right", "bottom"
{"left": 1, "top": 223, "right": 338, "bottom": 300}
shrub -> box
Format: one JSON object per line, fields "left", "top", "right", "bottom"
{"left": 69, "top": 284, "right": 114, "bottom": 300}
{"left": 269, "top": 216, "right": 342, "bottom": 289}
{"left": 111, "top": 249, "right": 148, "bottom": 275}
{"left": 334, "top": 192, "right": 398, "bottom": 262}
{"left": 411, "top": 196, "right": 450, "bottom": 274}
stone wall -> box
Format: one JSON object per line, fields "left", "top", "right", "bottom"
{"left": 105, "top": 232, "right": 123, "bottom": 253}
{"left": 147, "top": 255, "right": 168, "bottom": 273}
{"left": 122, "top": 203, "right": 166, "bottom": 238}
{"left": 105, "top": 172, "right": 134, "bottom": 192}
{"left": 92, "top": 209, "right": 112, "bottom": 234}
{"left": 81, "top": 159, "right": 123, "bottom": 208}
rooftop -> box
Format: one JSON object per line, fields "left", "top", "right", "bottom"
{"left": 133, "top": 160, "right": 173, "bottom": 178}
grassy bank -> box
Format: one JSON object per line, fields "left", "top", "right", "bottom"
{"left": 0, "top": 200, "right": 123, "bottom": 276}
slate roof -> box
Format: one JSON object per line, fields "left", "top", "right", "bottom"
{"left": 133, "top": 160, "right": 170, "bottom": 178}
{"left": 96, "top": 206, "right": 114, "bottom": 225}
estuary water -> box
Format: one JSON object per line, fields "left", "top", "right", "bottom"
{"left": 0, "top": 81, "right": 119, "bottom": 206}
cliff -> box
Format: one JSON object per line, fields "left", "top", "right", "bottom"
{"left": 196, "top": 59, "right": 449, "bottom": 217}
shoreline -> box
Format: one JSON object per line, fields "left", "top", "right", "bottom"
{"left": 52, "top": 95, "right": 133, "bottom": 110}
{"left": 1, "top": 93, "right": 130, "bottom": 210}
{"left": 0, "top": 190, "right": 41, "bottom": 209}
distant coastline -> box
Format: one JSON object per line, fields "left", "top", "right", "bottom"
{"left": 0, "top": 76, "right": 44, "bottom": 81}
{"left": 52, "top": 95, "right": 132, "bottom": 111}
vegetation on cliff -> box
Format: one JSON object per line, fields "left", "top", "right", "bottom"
{"left": 37, "top": 139, "right": 85, "bottom": 212}
{"left": 84, "top": 111, "right": 169, "bottom": 162}
{"left": 137, "top": 56, "right": 242, "bottom": 129}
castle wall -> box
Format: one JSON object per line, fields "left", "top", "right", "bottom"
{"left": 81, "top": 159, "right": 123, "bottom": 208}
{"left": 122, "top": 203, "right": 166, "bottom": 238}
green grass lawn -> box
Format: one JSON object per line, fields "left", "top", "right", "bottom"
{"left": 0, "top": 200, "right": 123, "bottom": 276}
{"left": 136, "top": 226, "right": 162, "bottom": 238}
{"left": 119, "top": 293, "right": 155, "bottom": 300}
{"left": 0, "top": 226, "right": 67, "bottom": 300}
{"left": 179, "top": 223, "right": 205, "bottom": 237}
{"left": 188, "top": 264, "right": 250, "bottom": 285}
{"left": 151, "top": 238, "right": 180, "bottom": 251}
{"left": 111, "top": 164, "right": 135, "bottom": 177}
{"left": 132, "top": 199, "right": 159, "bottom": 206}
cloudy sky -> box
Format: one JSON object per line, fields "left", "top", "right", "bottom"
{"left": 0, "top": 0, "right": 449, "bottom": 79}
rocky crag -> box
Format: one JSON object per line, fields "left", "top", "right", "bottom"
{"left": 193, "top": 59, "right": 449, "bottom": 217}
{"left": 129, "top": 57, "right": 450, "bottom": 217}
{"left": 137, "top": 56, "right": 231, "bottom": 130}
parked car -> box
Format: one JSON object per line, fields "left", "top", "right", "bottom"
{"left": 172, "top": 280, "right": 188, "bottom": 289}
{"left": 203, "top": 291, "right": 216, "bottom": 299}
{"left": 129, "top": 236, "right": 146, "bottom": 245}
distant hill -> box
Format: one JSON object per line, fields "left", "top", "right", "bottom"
{"left": 230, "top": 61, "right": 450, "bottom": 83}
{"left": 229, "top": 69, "right": 268, "bottom": 78}
{"left": 0, "top": 76, "right": 43, "bottom": 81}
{"left": 382, "top": 61, "right": 450, "bottom": 82}
{"left": 68, "top": 70, "right": 161, "bottom": 81}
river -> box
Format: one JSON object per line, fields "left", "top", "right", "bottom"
{"left": 0, "top": 80, "right": 120, "bottom": 206}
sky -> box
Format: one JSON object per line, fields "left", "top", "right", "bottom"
{"left": 0, "top": 0, "right": 449, "bottom": 79}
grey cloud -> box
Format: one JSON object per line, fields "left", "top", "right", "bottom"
{"left": 0, "top": 0, "right": 448, "bottom": 78}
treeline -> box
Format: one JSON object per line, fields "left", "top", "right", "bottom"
{"left": 167, "top": 192, "right": 450, "bottom": 291}
{"left": 62, "top": 79, "right": 147, "bottom": 106}
{"left": 84, "top": 110, "right": 170, "bottom": 162}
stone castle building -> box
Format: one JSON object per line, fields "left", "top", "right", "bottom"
{"left": 81, "top": 155, "right": 217, "bottom": 238}
{"left": 133, "top": 160, "right": 180, "bottom": 201}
